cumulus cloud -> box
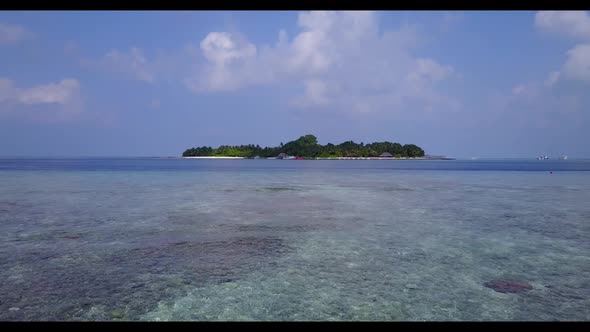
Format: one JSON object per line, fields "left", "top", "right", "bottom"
{"left": 185, "top": 32, "right": 259, "bottom": 92}
{"left": 562, "top": 43, "right": 590, "bottom": 82}
{"left": 185, "top": 31, "right": 266, "bottom": 92}
{"left": 0, "top": 22, "right": 30, "bottom": 44}
{"left": 499, "top": 11, "right": 590, "bottom": 132}
{"left": 535, "top": 11, "right": 590, "bottom": 40}
{"left": 200, "top": 32, "right": 257, "bottom": 65}
{"left": 188, "top": 11, "right": 456, "bottom": 114}
{"left": 534, "top": 11, "right": 590, "bottom": 86}
{"left": 0, "top": 78, "right": 83, "bottom": 119}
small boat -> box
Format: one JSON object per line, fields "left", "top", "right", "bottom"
{"left": 559, "top": 155, "right": 568, "bottom": 160}
{"left": 537, "top": 155, "right": 549, "bottom": 160}
{"left": 295, "top": 156, "right": 304, "bottom": 160}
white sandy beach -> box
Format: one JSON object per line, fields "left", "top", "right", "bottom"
{"left": 183, "top": 156, "right": 245, "bottom": 159}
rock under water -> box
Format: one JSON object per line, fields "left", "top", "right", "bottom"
{"left": 484, "top": 279, "right": 533, "bottom": 294}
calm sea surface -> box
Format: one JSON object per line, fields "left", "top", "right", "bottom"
{"left": 1, "top": 158, "right": 589, "bottom": 321}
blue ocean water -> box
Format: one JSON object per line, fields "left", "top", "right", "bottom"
{"left": 0, "top": 158, "right": 589, "bottom": 321}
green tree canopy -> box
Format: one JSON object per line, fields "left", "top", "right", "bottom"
{"left": 182, "top": 135, "right": 425, "bottom": 158}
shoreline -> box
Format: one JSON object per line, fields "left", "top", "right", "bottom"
{"left": 182, "top": 156, "right": 245, "bottom": 159}
{"left": 314, "top": 157, "right": 429, "bottom": 160}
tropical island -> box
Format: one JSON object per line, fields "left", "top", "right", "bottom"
{"left": 181, "top": 134, "right": 446, "bottom": 159}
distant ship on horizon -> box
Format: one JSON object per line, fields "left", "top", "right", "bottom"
{"left": 536, "top": 155, "right": 568, "bottom": 160}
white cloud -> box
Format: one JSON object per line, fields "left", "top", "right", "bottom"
{"left": 491, "top": 77, "right": 586, "bottom": 133}
{"left": 544, "top": 71, "right": 561, "bottom": 87}
{"left": 0, "top": 78, "right": 82, "bottom": 118}
{"left": 406, "top": 58, "right": 454, "bottom": 93}
{"left": 105, "top": 48, "right": 155, "bottom": 83}
{"left": 537, "top": 43, "right": 590, "bottom": 87}
{"left": 189, "top": 11, "right": 456, "bottom": 114}
{"left": 200, "top": 32, "right": 256, "bottom": 65}
{"left": 295, "top": 79, "right": 331, "bottom": 107}
{"left": 498, "top": 11, "right": 590, "bottom": 132}
{"left": 17, "top": 79, "right": 80, "bottom": 105}
{"left": 562, "top": 43, "right": 590, "bottom": 82}
{"left": 0, "top": 22, "right": 30, "bottom": 44}
{"left": 510, "top": 82, "right": 545, "bottom": 107}
{"left": 532, "top": 12, "right": 590, "bottom": 88}
{"left": 512, "top": 84, "right": 529, "bottom": 96}
{"left": 185, "top": 32, "right": 262, "bottom": 92}
{"left": 83, "top": 47, "right": 156, "bottom": 83}
{"left": 535, "top": 11, "right": 590, "bottom": 40}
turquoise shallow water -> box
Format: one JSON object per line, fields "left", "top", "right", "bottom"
{"left": 0, "top": 158, "right": 589, "bottom": 320}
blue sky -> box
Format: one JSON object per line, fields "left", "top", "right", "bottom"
{"left": 1, "top": 11, "right": 589, "bottom": 158}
